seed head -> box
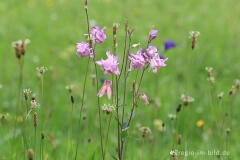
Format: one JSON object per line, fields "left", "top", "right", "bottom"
{"left": 178, "top": 135, "right": 182, "bottom": 145}
{"left": 181, "top": 94, "right": 194, "bottom": 106}
{"left": 23, "top": 89, "right": 31, "bottom": 100}
{"left": 27, "top": 149, "right": 34, "bottom": 160}
{"left": 12, "top": 39, "right": 30, "bottom": 59}
{"left": 102, "top": 104, "right": 115, "bottom": 114}
{"left": 217, "top": 92, "right": 224, "bottom": 100}
{"left": 33, "top": 112, "right": 38, "bottom": 128}
{"left": 168, "top": 114, "right": 176, "bottom": 120}
{"left": 234, "top": 79, "right": 240, "bottom": 89}
{"left": 139, "top": 127, "right": 151, "bottom": 137}
{"left": 36, "top": 66, "right": 48, "bottom": 75}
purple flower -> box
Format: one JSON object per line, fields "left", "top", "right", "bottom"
{"left": 91, "top": 26, "right": 106, "bottom": 43}
{"left": 128, "top": 49, "right": 146, "bottom": 71}
{"left": 97, "top": 80, "right": 112, "bottom": 99}
{"left": 76, "top": 42, "right": 93, "bottom": 58}
{"left": 96, "top": 51, "right": 120, "bottom": 75}
{"left": 164, "top": 40, "right": 176, "bottom": 51}
{"left": 149, "top": 30, "right": 158, "bottom": 42}
{"left": 142, "top": 46, "right": 158, "bottom": 62}
{"left": 149, "top": 55, "right": 168, "bottom": 73}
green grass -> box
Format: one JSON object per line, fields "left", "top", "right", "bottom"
{"left": 0, "top": 0, "right": 240, "bottom": 159}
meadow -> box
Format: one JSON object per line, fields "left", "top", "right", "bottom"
{"left": 0, "top": 0, "right": 240, "bottom": 159}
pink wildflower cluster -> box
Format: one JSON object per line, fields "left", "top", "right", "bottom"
{"left": 76, "top": 26, "right": 106, "bottom": 58}
{"left": 129, "top": 45, "right": 167, "bottom": 73}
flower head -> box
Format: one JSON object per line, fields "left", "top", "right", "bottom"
{"left": 36, "top": 66, "right": 48, "bottom": 75}
{"left": 128, "top": 49, "right": 146, "bottom": 71}
{"left": 139, "top": 93, "right": 149, "bottom": 105}
{"left": 97, "top": 80, "right": 112, "bottom": 99}
{"left": 102, "top": 104, "right": 115, "bottom": 114}
{"left": 196, "top": 120, "right": 204, "bottom": 128}
{"left": 181, "top": 94, "right": 194, "bottom": 106}
{"left": 91, "top": 26, "right": 106, "bottom": 43}
{"left": 142, "top": 46, "right": 158, "bottom": 62}
{"left": 76, "top": 42, "right": 93, "bottom": 58}
{"left": 23, "top": 89, "right": 31, "bottom": 100}
{"left": 149, "top": 56, "right": 168, "bottom": 73}
{"left": 164, "top": 40, "right": 176, "bottom": 51}
{"left": 12, "top": 39, "right": 30, "bottom": 59}
{"left": 139, "top": 126, "right": 151, "bottom": 137}
{"left": 149, "top": 30, "right": 158, "bottom": 42}
{"left": 96, "top": 51, "right": 120, "bottom": 75}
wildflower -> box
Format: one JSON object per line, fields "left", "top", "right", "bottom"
{"left": 139, "top": 127, "right": 151, "bottom": 137}
{"left": 97, "top": 80, "right": 112, "bottom": 99}
{"left": 149, "top": 55, "right": 168, "bottom": 73}
{"left": 31, "top": 100, "right": 40, "bottom": 109}
{"left": 234, "top": 79, "right": 240, "bottom": 89}
{"left": 228, "top": 86, "right": 236, "bottom": 95}
{"left": 128, "top": 50, "right": 146, "bottom": 71}
{"left": 76, "top": 42, "right": 93, "bottom": 58}
{"left": 153, "top": 119, "right": 165, "bottom": 131}
{"left": 102, "top": 104, "right": 115, "bottom": 114}
{"left": 12, "top": 39, "right": 30, "bottom": 59}
{"left": 207, "top": 76, "right": 215, "bottom": 84}
{"left": 168, "top": 114, "right": 176, "bottom": 120}
{"left": 189, "top": 31, "right": 200, "bottom": 50}
{"left": 164, "top": 40, "right": 176, "bottom": 51}
{"left": 181, "top": 94, "right": 194, "bottom": 106}
{"left": 139, "top": 93, "right": 149, "bottom": 105}
{"left": 23, "top": 89, "right": 31, "bottom": 100}
{"left": 196, "top": 120, "right": 204, "bottom": 128}
{"left": 142, "top": 46, "right": 158, "bottom": 62}
{"left": 91, "top": 26, "right": 106, "bottom": 43}
{"left": 226, "top": 128, "right": 231, "bottom": 135}
{"left": 149, "top": 29, "right": 158, "bottom": 42}
{"left": 36, "top": 66, "right": 48, "bottom": 75}
{"left": 205, "top": 66, "right": 214, "bottom": 77}
{"left": 96, "top": 51, "right": 120, "bottom": 75}
{"left": 65, "top": 85, "right": 74, "bottom": 93}
{"left": 217, "top": 92, "right": 224, "bottom": 100}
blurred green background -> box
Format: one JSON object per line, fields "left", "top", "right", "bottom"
{"left": 0, "top": 0, "right": 240, "bottom": 159}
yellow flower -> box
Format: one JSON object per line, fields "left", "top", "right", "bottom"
{"left": 196, "top": 120, "right": 204, "bottom": 128}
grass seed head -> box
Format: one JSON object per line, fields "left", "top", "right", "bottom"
{"left": 27, "top": 149, "right": 34, "bottom": 160}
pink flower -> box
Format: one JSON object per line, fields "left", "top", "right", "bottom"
{"left": 128, "top": 49, "right": 146, "bottom": 71}
{"left": 142, "top": 46, "right": 158, "bottom": 62}
{"left": 139, "top": 93, "right": 149, "bottom": 105}
{"left": 97, "top": 80, "right": 112, "bottom": 99}
{"left": 91, "top": 26, "right": 106, "bottom": 43}
{"left": 149, "top": 30, "right": 158, "bottom": 42}
{"left": 76, "top": 42, "right": 93, "bottom": 58}
{"left": 149, "top": 55, "right": 168, "bottom": 72}
{"left": 96, "top": 51, "right": 120, "bottom": 75}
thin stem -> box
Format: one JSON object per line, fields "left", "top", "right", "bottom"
{"left": 103, "top": 114, "right": 113, "bottom": 158}
{"left": 118, "top": 23, "right": 128, "bottom": 81}
{"left": 93, "top": 59, "right": 105, "bottom": 160}
{"left": 115, "top": 76, "right": 122, "bottom": 160}
{"left": 74, "top": 58, "right": 90, "bottom": 160}
{"left": 127, "top": 67, "right": 146, "bottom": 126}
